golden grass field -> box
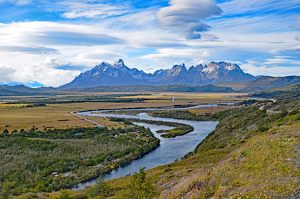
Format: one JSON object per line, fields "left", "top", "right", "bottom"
{"left": 120, "top": 92, "right": 244, "bottom": 104}
{"left": 0, "top": 93, "right": 245, "bottom": 132}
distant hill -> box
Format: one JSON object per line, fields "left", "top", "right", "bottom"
{"left": 248, "top": 84, "right": 300, "bottom": 98}
{"left": 0, "top": 85, "right": 54, "bottom": 96}
{"left": 0, "top": 88, "right": 35, "bottom": 96}
{"left": 59, "top": 59, "right": 256, "bottom": 89}
{"left": 65, "top": 84, "right": 236, "bottom": 93}
{"left": 215, "top": 76, "right": 300, "bottom": 93}
{"left": 0, "top": 85, "right": 38, "bottom": 93}
{"left": 0, "top": 84, "right": 235, "bottom": 96}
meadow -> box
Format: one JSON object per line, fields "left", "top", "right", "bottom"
{"left": 0, "top": 92, "right": 244, "bottom": 132}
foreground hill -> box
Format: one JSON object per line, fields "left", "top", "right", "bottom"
{"left": 60, "top": 59, "right": 256, "bottom": 89}
{"left": 215, "top": 76, "right": 300, "bottom": 93}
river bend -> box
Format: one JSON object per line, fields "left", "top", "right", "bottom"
{"left": 72, "top": 106, "right": 219, "bottom": 190}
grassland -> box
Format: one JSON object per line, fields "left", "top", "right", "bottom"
{"left": 119, "top": 92, "right": 244, "bottom": 104}
{"left": 0, "top": 93, "right": 244, "bottom": 132}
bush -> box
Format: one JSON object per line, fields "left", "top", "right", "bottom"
{"left": 116, "top": 167, "right": 158, "bottom": 199}
{"left": 258, "top": 126, "right": 269, "bottom": 132}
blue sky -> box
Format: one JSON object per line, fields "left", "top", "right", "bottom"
{"left": 0, "top": 0, "right": 299, "bottom": 86}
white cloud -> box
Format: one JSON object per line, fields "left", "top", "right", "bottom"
{"left": 241, "top": 63, "right": 300, "bottom": 76}
{"left": 0, "top": 65, "right": 17, "bottom": 83}
{"left": 78, "top": 49, "right": 127, "bottom": 61}
{"left": 0, "top": 45, "right": 59, "bottom": 54}
{"left": 0, "top": 65, "right": 16, "bottom": 82}
{"left": 0, "top": 0, "right": 31, "bottom": 5}
{"left": 277, "top": 45, "right": 300, "bottom": 53}
{"left": 43, "top": 57, "right": 70, "bottom": 68}
{"left": 220, "top": 0, "right": 300, "bottom": 16}
{"left": 43, "top": 57, "right": 95, "bottom": 71}
{"left": 60, "top": 2, "right": 129, "bottom": 19}
{"left": 12, "top": 65, "right": 81, "bottom": 87}
{"left": 0, "top": 21, "right": 124, "bottom": 47}
{"left": 156, "top": 0, "right": 223, "bottom": 40}
{"left": 141, "top": 49, "right": 211, "bottom": 67}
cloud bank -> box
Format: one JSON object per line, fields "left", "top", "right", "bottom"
{"left": 0, "top": 45, "right": 59, "bottom": 54}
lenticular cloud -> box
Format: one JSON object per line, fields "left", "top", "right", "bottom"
{"left": 156, "top": 0, "right": 223, "bottom": 40}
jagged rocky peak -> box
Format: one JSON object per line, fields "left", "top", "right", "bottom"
{"left": 115, "top": 59, "right": 125, "bottom": 67}
{"left": 206, "top": 61, "right": 240, "bottom": 71}
{"left": 190, "top": 63, "right": 204, "bottom": 71}
{"left": 171, "top": 64, "right": 187, "bottom": 71}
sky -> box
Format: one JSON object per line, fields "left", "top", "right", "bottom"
{"left": 0, "top": 0, "right": 299, "bottom": 87}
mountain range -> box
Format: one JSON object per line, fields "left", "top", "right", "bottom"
{"left": 60, "top": 59, "right": 256, "bottom": 89}
{"left": 2, "top": 76, "right": 300, "bottom": 96}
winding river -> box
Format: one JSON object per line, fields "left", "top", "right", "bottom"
{"left": 72, "top": 104, "right": 220, "bottom": 190}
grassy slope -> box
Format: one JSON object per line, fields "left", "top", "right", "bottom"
{"left": 155, "top": 97, "right": 300, "bottom": 198}
{"left": 108, "top": 97, "right": 300, "bottom": 198}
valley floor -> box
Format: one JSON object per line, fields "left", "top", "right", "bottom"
{"left": 2, "top": 92, "right": 300, "bottom": 198}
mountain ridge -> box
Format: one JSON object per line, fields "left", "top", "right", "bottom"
{"left": 59, "top": 59, "right": 256, "bottom": 89}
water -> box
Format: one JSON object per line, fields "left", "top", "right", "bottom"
{"left": 72, "top": 109, "right": 218, "bottom": 190}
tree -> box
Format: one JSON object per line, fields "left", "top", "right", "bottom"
{"left": 1, "top": 181, "right": 16, "bottom": 199}
{"left": 87, "top": 176, "right": 110, "bottom": 199}
{"left": 3, "top": 129, "right": 9, "bottom": 135}
{"left": 117, "top": 167, "right": 158, "bottom": 199}
{"left": 56, "top": 190, "right": 72, "bottom": 199}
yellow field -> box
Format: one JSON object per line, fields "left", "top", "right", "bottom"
{"left": 0, "top": 93, "right": 244, "bottom": 132}
{"left": 120, "top": 92, "right": 245, "bottom": 103}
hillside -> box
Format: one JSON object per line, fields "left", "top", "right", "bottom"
{"left": 108, "top": 94, "right": 300, "bottom": 198}
{"left": 249, "top": 84, "right": 300, "bottom": 98}
{"left": 215, "top": 76, "right": 300, "bottom": 93}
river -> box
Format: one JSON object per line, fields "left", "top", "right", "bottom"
{"left": 72, "top": 105, "right": 219, "bottom": 190}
